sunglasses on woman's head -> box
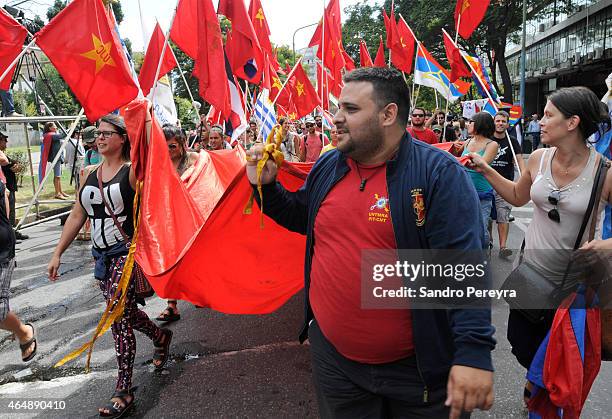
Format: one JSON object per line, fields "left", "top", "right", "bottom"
{"left": 548, "top": 190, "right": 561, "bottom": 223}
{"left": 168, "top": 144, "right": 179, "bottom": 150}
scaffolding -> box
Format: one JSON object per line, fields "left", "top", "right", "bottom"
{"left": 0, "top": 114, "right": 84, "bottom": 230}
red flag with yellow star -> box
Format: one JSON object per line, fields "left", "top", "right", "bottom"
{"left": 248, "top": 0, "right": 273, "bottom": 56}
{"left": 287, "top": 63, "right": 318, "bottom": 119}
{"left": 35, "top": 0, "right": 139, "bottom": 121}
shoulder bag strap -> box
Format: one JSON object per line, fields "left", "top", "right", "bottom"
{"left": 558, "top": 155, "right": 607, "bottom": 291}
{"left": 587, "top": 158, "right": 610, "bottom": 242}
{"left": 97, "top": 165, "right": 130, "bottom": 247}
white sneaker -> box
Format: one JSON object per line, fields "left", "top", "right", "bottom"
{"left": 8, "top": 112, "right": 23, "bottom": 117}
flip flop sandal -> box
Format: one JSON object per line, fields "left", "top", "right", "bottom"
{"left": 155, "top": 307, "right": 181, "bottom": 323}
{"left": 99, "top": 387, "right": 137, "bottom": 418}
{"left": 20, "top": 323, "right": 37, "bottom": 363}
{"left": 153, "top": 329, "right": 173, "bottom": 370}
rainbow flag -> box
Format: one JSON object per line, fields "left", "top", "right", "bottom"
{"left": 464, "top": 53, "right": 499, "bottom": 103}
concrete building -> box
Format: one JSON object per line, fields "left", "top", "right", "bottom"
{"left": 505, "top": 0, "right": 612, "bottom": 116}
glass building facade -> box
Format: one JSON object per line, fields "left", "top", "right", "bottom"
{"left": 505, "top": 0, "right": 612, "bottom": 114}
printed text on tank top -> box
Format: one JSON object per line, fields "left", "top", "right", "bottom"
{"left": 79, "top": 165, "right": 135, "bottom": 250}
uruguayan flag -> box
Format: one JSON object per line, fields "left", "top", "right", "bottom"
{"left": 254, "top": 89, "right": 277, "bottom": 140}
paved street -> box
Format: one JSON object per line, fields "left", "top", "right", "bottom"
{"left": 0, "top": 202, "right": 610, "bottom": 418}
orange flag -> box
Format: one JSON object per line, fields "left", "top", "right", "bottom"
{"left": 138, "top": 23, "right": 178, "bottom": 97}
{"left": 287, "top": 63, "right": 318, "bottom": 119}
{"left": 455, "top": 0, "right": 490, "bottom": 39}
{"left": 0, "top": 8, "right": 28, "bottom": 90}
{"left": 35, "top": 0, "right": 139, "bottom": 121}
{"left": 374, "top": 36, "right": 386, "bottom": 67}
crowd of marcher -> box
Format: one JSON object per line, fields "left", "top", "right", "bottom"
{"left": 1, "top": 67, "right": 611, "bottom": 418}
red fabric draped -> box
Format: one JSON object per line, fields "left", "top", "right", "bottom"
{"left": 125, "top": 99, "right": 308, "bottom": 314}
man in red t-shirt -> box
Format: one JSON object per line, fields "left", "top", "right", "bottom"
{"left": 246, "top": 68, "right": 494, "bottom": 418}
{"left": 300, "top": 117, "right": 329, "bottom": 162}
{"left": 407, "top": 107, "right": 439, "bottom": 144}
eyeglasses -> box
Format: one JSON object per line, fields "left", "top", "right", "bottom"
{"left": 94, "top": 130, "right": 119, "bottom": 139}
{"left": 548, "top": 190, "right": 561, "bottom": 223}
{"left": 412, "top": 113, "right": 425, "bottom": 118}
{"left": 168, "top": 143, "right": 180, "bottom": 150}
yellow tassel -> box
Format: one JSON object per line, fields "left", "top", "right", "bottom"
{"left": 55, "top": 181, "right": 143, "bottom": 371}
{"left": 255, "top": 125, "right": 284, "bottom": 228}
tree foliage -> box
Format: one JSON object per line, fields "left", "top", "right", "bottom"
{"left": 341, "top": 0, "right": 557, "bottom": 104}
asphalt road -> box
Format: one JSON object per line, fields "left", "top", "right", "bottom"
{"left": 0, "top": 202, "right": 610, "bottom": 418}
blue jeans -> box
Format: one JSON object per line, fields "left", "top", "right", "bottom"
{"left": 479, "top": 196, "right": 493, "bottom": 246}
{"left": 0, "top": 89, "right": 15, "bottom": 115}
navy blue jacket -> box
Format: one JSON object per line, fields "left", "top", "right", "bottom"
{"left": 255, "top": 133, "right": 496, "bottom": 392}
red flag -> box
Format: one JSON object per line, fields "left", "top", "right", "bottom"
{"left": 391, "top": 17, "right": 416, "bottom": 74}
{"left": 248, "top": 0, "right": 273, "bottom": 56}
{"left": 0, "top": 8, "right": 28, "bottom": 90}
{"left": 382, "top": 1, "right": 396, "bottom": 49}
{"left": 138, "top": 23, "right": 178, "bottom": 97}
{"left": 455, "top": 0, "right": 490, "bottom": 39}
{"left": 268, "top": 60, "right": 290, "bottom": 108}
{"left": 374, "top": 36, "right": 386, "bottom": 67}
{"left": 359, "top": 40, "right": 373, "bottom": 67}
{"left": 442, "top": 29, "right": 471, "bottom": 82}
{"left": 169, "top": 0, "right": 196, "bottom": 57}
{"left": 126, "top": 99, "right": 308, "bottom": 313}
{"left": 308, "top": 0, "right": 341, "bottom": 47}
{"left": 342, "top": 50, "right": 356, "bottom": 71}
{"left": 171, "top": 0, "right": 230, "bottom": 119}
{"left": 317, "top": 63, "right": 331, "bottom": 111}
{"left": 35, "top": 0, "right": 139, "bottom": 122}
{"left": 218, "top": 0, "right": 264, "bottom": 85}
{"left": 287, "top": 63, "right": 318, "bottom": 119}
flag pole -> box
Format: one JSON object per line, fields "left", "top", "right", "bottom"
{"left": 320, "top": 0, "right": 326, "bottom": 120}
{"left": 442, "top": 12, "right": 461, "bottom": 142}
{"left": 388, "top": 0, "right": 394, "bottom": 67}
{"left": 168, "top": 45, "right": 200, "bottom": 117}
{"left": 456, "top": 39, "right": 522, "bottom": 176}
{"left": 16, "top": 108, "right": 86, "bottom": 230}
{"left": 0, "top": 39, "right": 37, "bottom": 86}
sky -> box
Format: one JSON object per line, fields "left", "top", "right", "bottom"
{"left": 5, "top": 0, "right": 378, "bottom": 52}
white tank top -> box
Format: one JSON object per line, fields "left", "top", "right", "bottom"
{"left": 524, "top": 147, "right": 606, "bottom": 288}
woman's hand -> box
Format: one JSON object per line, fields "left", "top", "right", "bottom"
{"left": 48, "top": 255, "right": 61, "bottom": 281}
{"left": 466, "top": 153, "right": 491, "bottom": 174}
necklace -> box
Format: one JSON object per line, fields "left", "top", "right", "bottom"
{"left": 355, "top": 162, "right": 386, "bottom": 191}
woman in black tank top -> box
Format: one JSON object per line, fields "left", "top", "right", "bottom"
{"left": 46, "top": 114, "right": 172, "bottom": 417}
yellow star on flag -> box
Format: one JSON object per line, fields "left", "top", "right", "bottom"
{"left": 400, "top": 37, "right": 406, "bottom": 48}
{"left": 289, "top": 112, "right": 297, "bottom": 120}
{"left": 296, "top": 81, "right": 305, "bottom": 96}
{"left": 256, "top": 8, "right": 265, "bottom": 27}
{"left": 460, "top": 0, "right": 470, "bottom": 14}
{"left": 80, "top": 34, "right": 116, "bottom": 74}
{"left": 272, "top": 77, "right": 283, "bottom": 90}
